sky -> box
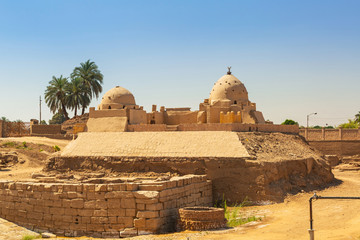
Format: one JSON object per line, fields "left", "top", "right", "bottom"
{"left": 0, "top": 0, "right": 359, "bottom": 127}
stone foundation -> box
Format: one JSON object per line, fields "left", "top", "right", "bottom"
{"left": 0, "top": 175, "right": 212, "bottom": 238}
{"left": 46, "top": 156, "right": 334, "bottom": 203}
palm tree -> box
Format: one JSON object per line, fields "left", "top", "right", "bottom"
{"left": 71, "top": 60, "right": 103, "bottom": 115}
{"left": 355, "top": 111, "right": 360, "bottom": 124}
{"left": 66, "top": 77, "right": 91, "bottom": 117}
{"left": 44, "top": 75, "right": 70, "bottom": 120}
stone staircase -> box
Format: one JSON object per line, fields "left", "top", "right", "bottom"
{"left": 165, "top": 125, "right": 178, "bottom": 131}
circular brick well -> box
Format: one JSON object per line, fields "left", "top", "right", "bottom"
{"left": 178, "top": 207, "right": 227, "bottom": 231}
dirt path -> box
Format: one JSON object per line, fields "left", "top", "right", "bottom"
{"left": 1, "top": 136, "right": 70, "bottom": 149}
{"left": 6, "top": 169, "right": 357, "bottom": 240}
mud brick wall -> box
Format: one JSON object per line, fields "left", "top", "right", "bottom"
{"left": 30, "top": 124, "right": 62, "bottom": 135}
{"left": 177, "top": 123, "right": 299, "bottom": 133}
{"left": 127, "top": 124, "right": 167, "bottom": 132}
{"left": 0, "top": 175, "right": 212, "bottom": 238}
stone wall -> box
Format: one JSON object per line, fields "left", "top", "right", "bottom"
{"left": 89, "top": 108, "right": 127, "bottom": 119}
{"left": 127, "top": 124, "right": 167, "bottom": 132}
{"left": 299, "top": 128, "right": 360, "bottom": 141}
{"left": 30, "top": 125, "right": 62, "bottom": 135}
{"left": 307, "top": 141, "right": 360, "bottom": 156}
{"left": 87, "top": 117, "right": 128, "bottom": 132}
{"left": 164, "top": 111, "right": 198, "bottom": 125}
{"left": 47, "top": 156, "right": 333, "bottom": 204}
{"left": 177, "top": 123, "right": 299, "bottom": 133}
{"left": 125, "top": 123, "right": 298, "bottom": 133}
{"left": 0, "top": 175, "right": 211, "bottom": 238}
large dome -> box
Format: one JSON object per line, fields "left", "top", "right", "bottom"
{"left": 98, "top": 86, "right": 136, "bottom": 110}
{"left": 209, "top": 73, "right": 249, "bottom": 105}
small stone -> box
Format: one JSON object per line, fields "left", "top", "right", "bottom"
{"left": 31, "top": 172, "right": 46, "bottom": 178}
{"left": 41, "top": 232, "right": 56, "bottom": 238}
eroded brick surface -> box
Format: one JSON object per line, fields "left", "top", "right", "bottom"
{"left": 0, "top": 175, "right": 212, "bottom": 238}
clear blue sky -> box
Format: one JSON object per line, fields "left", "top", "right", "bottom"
{"left": 1, "top": 0, "right": 359, "bottom": 127}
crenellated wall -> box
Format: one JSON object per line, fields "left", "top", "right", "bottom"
{"left": 0, "top": 175, "right": 211, "bottom": 238}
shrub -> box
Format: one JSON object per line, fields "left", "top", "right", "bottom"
{"left": 53, "top": 145, "right": 61, "bottom": 152}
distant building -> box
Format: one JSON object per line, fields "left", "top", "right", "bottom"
{"left": 87, "top": 69, "right": 265, "bottom": 132}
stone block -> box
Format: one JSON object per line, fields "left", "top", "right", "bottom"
{"left": 91, "top": 216, "right": 109, "bottom": 224}
{"left": 125, "top": 208, "right": 136, "bottom": 217}
{"left": 93, "top": 209, "right": 107, "bottom": 217}
{"left": 120, "top": 228, "right": 137, "bottom": 238}
{"left": 79, "top": 209, "right": 94, "bottom": 217}
{"left": 136, "top": 211, "right": 159, "bottom": 218}
{"left": 87, "top": 223, "right": 105, "bottom": 231}
{"left": 107, "top": 199, "right": 121, "bottom": 208}
{"left": 84, "top": 200, "right": 96, "bottom": 209}
{"left": 95, "top": 184, "right": 107, "bottom": 192}
{"left": 146, "top": 203, "right": 163, "bottom": 211}
{"left": 145, "top": 218, "right": 162, "bottom": 230}
{"left": 119, "top": 216, "right": 134, "bottom": 228}
{"left": 121, "top": 198, "right": 136, "bottom": 209}
{"left": 134, "top": 217, "right": 145, "bottom": 228}
{"left": 138, "top": 184, "right": 164, "bottom": 191}
{"left": 108, "top": 208, "right": 125, "bottom": 217}
{"left": 126, "top": 183, "right": 139, "bottom": 191}
{"left": 105, "top": 191, "right": 133, "bottom": 199}
{"left": 49, "top": 207, "right": 65, "bottom": 215}
{"left": 133, "top": 191, "right": 159, "bottom": 199}
{"left": 70, "top": 199, "right": 84, "bottom": 209}
{"left": 136, "top": 203, "right": 145, "bottom": 210}
{"left": 95, "top": 200, "right": 107, "bottom": 209}
{"left": 135, "top": 198, "right": 159, "bottom": 204}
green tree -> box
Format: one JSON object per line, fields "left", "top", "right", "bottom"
{"left": 281, "top": 119, "right": 299, "bottom": 125}
{"left": 355, "top": 111, "right": 360, "bottom": 124}
{"left": 49, "top": 111, "right": 67, "bottom": 124}
{"left": 66, "top": 77, "right": 91, "bottom": 117}
{"left": 71, "top": 60, "right": 103, "bottom": 115}
{"left": 338, "top": 119, "right": 359, "bottom": 129}
{"left": 44, "top": 76, "right": 70, "bottom": 120}
{"left": 1, "top": 117, "right": 9, "bottom": 122}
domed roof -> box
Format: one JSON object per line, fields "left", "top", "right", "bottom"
{"left": 100, "top": 86, "right": 136, "bottom": 106}
{"left": 209, "top": 73, "right": 249, "bottom": 105}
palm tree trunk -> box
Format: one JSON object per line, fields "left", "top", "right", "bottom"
{"left": 61, "top": 102, "right": 70, "bottom": 120}
{"left": 82, "top": 106, "right": 86, "bottom": 115}
{"left": 74, "top": 107, "right": 77, "bottom": 117}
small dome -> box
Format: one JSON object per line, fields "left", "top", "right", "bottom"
{"left": 98, "top": 86, "right": 136, "bottom": 110}
{"left": 209, "top": 74, "right": 248, "bottom": 105}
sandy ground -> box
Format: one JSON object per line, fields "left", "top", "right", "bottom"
{"left": 2, "top": 136, "right": 70, "bottom": 149}
{"left": 0, "top": 137, "right": 360, "bottom": 239}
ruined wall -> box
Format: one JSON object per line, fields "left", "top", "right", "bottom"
{"left": 0, "top": 176, "right": 211, "bottom": 238}
{"left": 47, "top": 156, "right": 333, "bottom": 204}
{"left": 308, "top": 141, "right": 360, "bottom": 156}
{"left": 30, "top": 125, "right": 62, "bottom": 135}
